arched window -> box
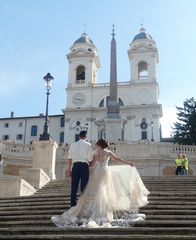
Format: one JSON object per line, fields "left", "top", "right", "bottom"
{"left": 138, "top": 61, "right": 148, "bottom": 80}
{"left": 31, "top": 125, "right": 37, "bottom": 136}
{"left": 60, "top": 117, "right": 65, "bottom": 128}
{"left": 119, "top": 98, "right": 124, "bottom": 107}
{"left": 99, "top": 99, "right": 104, "bottom": 107}
{"left": 76, "top": 65, "right": 85, "bottom": 83}
{"left": 105, "top": 96, "right": 124, "bottom": 108}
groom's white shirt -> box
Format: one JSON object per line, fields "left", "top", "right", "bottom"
{"left": 68, "top": 139, "right": 93, "bottom": 164}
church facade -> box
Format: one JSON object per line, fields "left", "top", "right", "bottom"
{"left": 63, "top": 27, "right": 162, "bottom": 144}
{"left": 0, "top": 27, "right": 163, "bottom": 145}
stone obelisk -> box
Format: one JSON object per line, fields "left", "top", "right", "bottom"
{"left": 107, "top": 25, "right": 120, "bottom": 119}
{"left": 105, "top": 26, "right": 125, "bottom": 142}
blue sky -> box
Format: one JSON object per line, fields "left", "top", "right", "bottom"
{"left": 0, "top": 0, "right": 196, "bottom": 137}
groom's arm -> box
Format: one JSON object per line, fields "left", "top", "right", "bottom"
{"left": 67, "top": 159, "right": 72, "bottom": 177}
{"left": 67, "top": 145, "right": 73, "bottom": 177}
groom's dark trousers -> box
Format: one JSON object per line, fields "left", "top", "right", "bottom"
{"left": 71, "top": 162, "right": 89, "bottom": 207}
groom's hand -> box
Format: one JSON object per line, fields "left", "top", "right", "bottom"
{"left": 67, "top": 169, "right": 72, "bottom": 177}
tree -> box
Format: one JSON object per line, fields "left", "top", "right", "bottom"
{"left": 173, "top": 97, "right": 196, "bottom": 145}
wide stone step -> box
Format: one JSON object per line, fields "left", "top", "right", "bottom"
{"left": 1, "top": 226, "right": 196, "bottom": 235}
{"left": 0, "top": 209, "right": 65, "bottom": 216}
{"left": 0, "top": 194, "right": 69, "bottom": 201}
{"left": 142, "top": 205, "right": 196, "bottom": 210}
{"left": 0, "top": 201, "right": 67, "bottom": 208}
{"left": 0, "top": 200, "right": 194, "bottom": 208}
{"left": 0, "top": 197, "right": 68, "bottom": 204}
{"left": 148, "top": 201, "right": 196, "bottom": 205}
{"left": 0, "top": 209, "right": 195, "bottom": 217}
{"left": 0, "top": 234, "right": 196, "bottom": 240}
{"left": 148, "top": 191, "right": 196, "bottom": 196}
{"left": 32, "top": 192, "right": 196, "bottom": 198}
{"left": 1, "top": 214, "right": 196, "bottom": 222}
{"left": 0, "top": 234, "right": 194, "bottom": 240}
{"left": 0, "top": 205, "right": 67, "bottom": 211}
{"left": 141, "top": 209, "right": 196, "bottom": 215}
{"left": 1, "top": 219, "right": 196, "bottom": 228}
{"left": 1, "top": 203, "right": 196, "bottom": 212}
{"left": 135, "top": 220, "right": 196, "bottom": 227}
{"left": 148, "top": 196, "right": 196, "bottom": 200}
{"left": 0, "top": 202, "right": 194, "bottom": 211}
{"left": 146, "top": 215, "right": 196, "bottom": 220}
{"left": 146, "top": 187, "right": 196, "bottom": 190}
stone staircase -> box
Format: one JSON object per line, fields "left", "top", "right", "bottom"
{"left": 0, "top": 176, "right": 196, "bottom": 239}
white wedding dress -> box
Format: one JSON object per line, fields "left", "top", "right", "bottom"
{"left": 51, "top": 152, "right": 150, "bottom": 228}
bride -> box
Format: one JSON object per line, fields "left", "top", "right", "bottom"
{"left": 51, "top": 139, "right": 150, "bottom": 228}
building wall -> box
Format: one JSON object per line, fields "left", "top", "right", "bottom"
{"left": 0, "top": 115, "right": 64, "bottom": 144}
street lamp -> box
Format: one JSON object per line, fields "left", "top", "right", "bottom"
{"left": 151, "top": 121, "right": 154, "bottom": 142}
{"left": 39, "top": 73, "right": 54, "bottom": 141}
{"left": 85, "top": 123, "right": 89, "bottom": 132}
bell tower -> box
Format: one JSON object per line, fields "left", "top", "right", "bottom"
{"left": 128, "top": 26, "right": 159, "bottom": 84}
{"left": 66, "top": 32, "right": 100, "bottom": 88}
{"left": 126, "top": 26, "right": 162, "bottom": 142}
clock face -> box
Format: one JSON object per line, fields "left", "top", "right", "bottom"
{"left": 72, "top": 93, "right": 86, "bottom": 105}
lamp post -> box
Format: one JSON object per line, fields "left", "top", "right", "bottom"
{"left": 151, "top": 121, "right": 154, "bottom": 142}
{"left": 39, "top": 73, "right": 54, "bottom": 141}
{"left": 85, "top": 123, "right": 89, "bottom": 132}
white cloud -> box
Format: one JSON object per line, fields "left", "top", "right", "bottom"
{"left": 160, "top": 106, "right": 177, "bottom": 138}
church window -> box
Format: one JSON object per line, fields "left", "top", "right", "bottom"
{"left": 106, "top": 96, "right": 110, "bottom": 107}
{"left": 60, "top": 117, "right": 65, "bottom": 128}
{"left": 76, "top": 65, "right": 85, "bottom": 83}
{"left": 76, "top": 121, "right": 80, "bottom": 126}
{"left": 141, "top": 131, "right": 147, "bottom": 140}
{"left": 31, "top": 125, "right": 38, "bottom": 136}
{"left": 2, "top": 135, "right": 9, "bottom": 140}
{"left": 16, "top": 134, "right": 23, "bottom": 140}
{"left": 138, "top": 61, "right": 148, "bottom": 80}
{"left": 119, "top": 98, "right": 124, "bottom": 107}
{"left": 99, "top": 99, "right": 104, "bottom": 107}
{"left": 105, "top": 96, "right": 124, "bottom": 107}
{"left": 60, "top": 132, "right": 64, "bottom": 143}
{"left": 88, "top": 48, "right": 92, "bottom": 52}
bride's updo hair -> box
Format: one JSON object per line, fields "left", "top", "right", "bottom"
{"left": 96, "top": 139, "right": 109, "bottom": 149}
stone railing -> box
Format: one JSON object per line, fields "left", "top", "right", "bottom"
{"left": 1, "top": 141, "right": 196, "bottom": 177}
{"left": 109, "top": 142, "right": 196, "bottom": 160}
{"left": 0, "top": 141, "right": 34, "bottom": 161}
{"left": 1, "top": 141, "right": 196, "bottom": 161}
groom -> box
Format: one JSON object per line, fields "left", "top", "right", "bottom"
{"left": 67, "top": 131, "right": 93, "bottom": 206}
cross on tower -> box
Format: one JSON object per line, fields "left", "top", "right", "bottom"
{"left": 111, "top": 24, "right": 116, "bottom": 38}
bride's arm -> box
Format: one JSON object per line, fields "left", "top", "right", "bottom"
{"left": 108, "top": 151, "right": 134, "bottom": 167}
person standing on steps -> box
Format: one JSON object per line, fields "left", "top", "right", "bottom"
{"left": 175, "top": 154, "right": 182, "bottom": 175}
{"left": 181, "top": 154, "right": 189, "bottom": 176}
{"left": 67, "top": 131, "right": 93, "bottom": 207}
